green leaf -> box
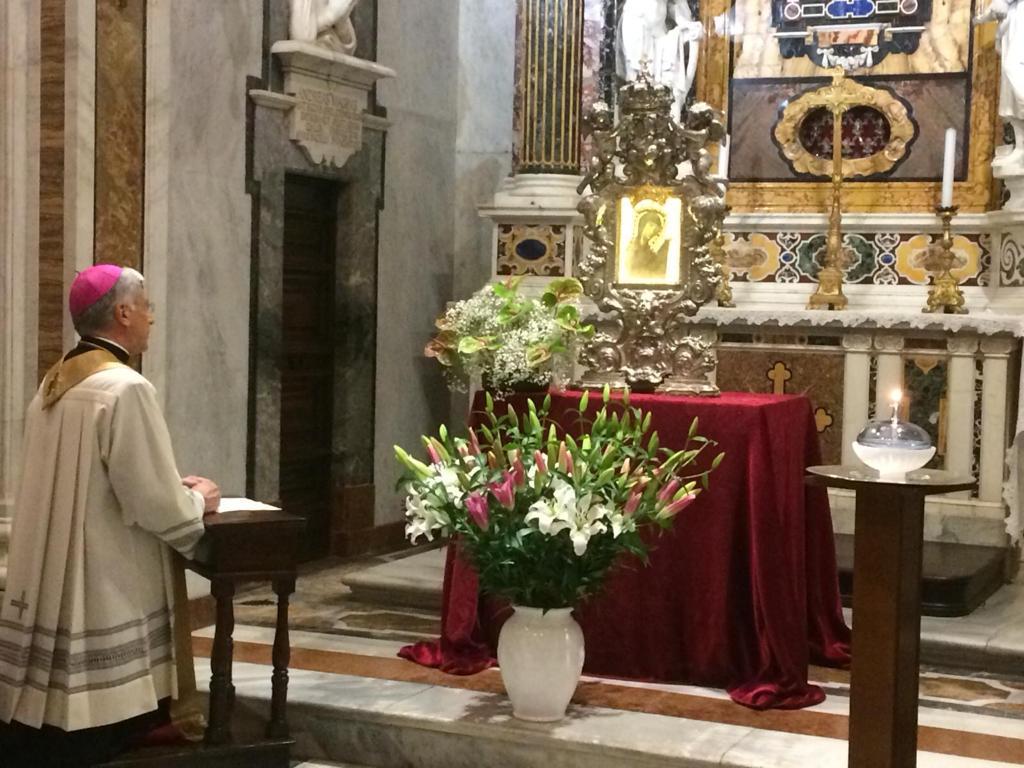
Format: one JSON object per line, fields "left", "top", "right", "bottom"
{"left": 688, "top": 417, "right": 699, "bottom": 439}
{"left": 712, "top": 452, "right": 725, "bottom": 470}
{"left": 457, "top": 336, "right": 489, "bottom": 355}
{"left": 491, "top": 282, "right": 514, "bottom": 300}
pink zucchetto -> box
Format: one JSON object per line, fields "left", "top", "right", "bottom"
{"left": 68, "top": 264, "right": 123, "bottom": 318}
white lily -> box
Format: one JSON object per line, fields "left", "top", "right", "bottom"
{"left": 604, "top": 505, "right": 635, "bottom": 538}
{"left": 525, "top": 499, "right": 570, "bottom": 535}
{"left": 566, "top": 499, "right": 608, "bottom": 556}
{"left": 404, "top": 490, "right": 450, "bottom": 544}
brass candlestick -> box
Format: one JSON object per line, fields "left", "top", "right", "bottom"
{"left": 922, "top": 205, "right": 967, "bottom": 315}
{"left": 714, "top": 205, "right": 734, "bottom": 307}
{"left": 807, "top": 73, "right": 854, "bottom": 311}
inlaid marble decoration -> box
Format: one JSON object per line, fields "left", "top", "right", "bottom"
{"left": 733, "top": 0, "right": 972, "bottom": 79}
{"left": 496, "top": 224, "right": 567, "bottom": 276}
{"left": 716, "top": 345, "right": 845, "bottom": 464}
{"left": 904, "top": 355, "right": 947, "bottom": 469}
{"left": 725, "top": 230, "right": 989, "bottom": 287}
{"left": 999, "top": 234, "right": 1024, "bottom": 286}
{"left": 94, "top": 0, "right": 145, "bottom": 268}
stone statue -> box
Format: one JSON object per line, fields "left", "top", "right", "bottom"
{"left": 618, "top": 0, "right": 702, "bottom": 123}
{"left": 290, "top": 0, "right": 361, "bottom": 55}
{"left": 654, "top": 1, "right": 703, "bottom": 123}
{"left": 976, "top": 0, "right": 1024, "bottom": 169}
{"left": 618, "top": 0, "right": 669, "bottom": 82}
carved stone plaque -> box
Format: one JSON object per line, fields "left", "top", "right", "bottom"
{"left": 269, "top": 41, "right": 395, "bottom": 170}
{"left": 291, "top": 86, "right": 363, "bottom": 167}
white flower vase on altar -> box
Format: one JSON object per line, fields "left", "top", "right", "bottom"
{"left": 497, "top": 606, "right": 585, "bottom": 722}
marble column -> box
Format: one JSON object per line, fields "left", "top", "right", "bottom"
{"left": 841, "top": 334, "right": 873, "bottom": 465}
{"left": 480, "top": 0, "right": 585, "bottom": 286}
{"left": 979, "top": 337, "right": 1014, "bottom": 503}
{"left": 518, "top": 0, "right": 584, "bottom": 175}
{"left": 1, "top": 0, "right": 42, "bottom": 584}
{"left": 873, "top": 333, "right": 905, "bottom": 420}
{"left": 946, "top": 336, "right": 979, "bottom": 494}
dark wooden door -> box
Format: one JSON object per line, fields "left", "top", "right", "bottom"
{"left": 280, "top": 175, "right": 337, "bottom": 559}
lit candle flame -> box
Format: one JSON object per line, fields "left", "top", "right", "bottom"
{"left": 890, "top": 389, "right": 902, "bottom": 425}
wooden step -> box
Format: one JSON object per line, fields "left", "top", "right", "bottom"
{"left": 835, "top": 534, "right": 1006, "bottom": 617}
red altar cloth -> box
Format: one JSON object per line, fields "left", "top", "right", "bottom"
{"left": 399, "top": 390, "right": 851, "bottom": 710}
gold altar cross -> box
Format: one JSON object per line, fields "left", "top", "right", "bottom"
{"left": 767, "top": 362, "right": 792, "bottom": 395}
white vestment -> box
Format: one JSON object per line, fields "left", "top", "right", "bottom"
{"left": 0, "top": 354, "right": 205, "bottom": 731}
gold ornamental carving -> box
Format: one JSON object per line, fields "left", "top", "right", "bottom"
{"left": 774, "top": 76, "right": 914, "bottom": 179}
{"left": 575, "top": 69, "right": 725, "bottom": 395}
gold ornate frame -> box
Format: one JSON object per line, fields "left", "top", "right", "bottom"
{"left": 774, "top": 77, "right": 915, "bottom": 179}
{"left": 697, "top": 0, "right": 998, "bottom": 213}
{"left": 576, "top": 73, "right": 725, "bottom": 394}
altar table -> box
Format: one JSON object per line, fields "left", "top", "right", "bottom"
{"left": 400, "top": 391, "right": 851, "bottom": 710}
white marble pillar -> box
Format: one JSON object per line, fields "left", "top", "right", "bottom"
{"left": 873, "top": 333, "right": 905, "bottom": 420}
{"left": 979, "top": 337, "right": 1014, "bottom": 502}
{"left": 841, "top": 333, "right": 873, "bottom": 465}
{"left": 0, "top": 0, "right": 42, "bottom": 588}
{"left": 945, "top": 336, "right": 979, "bottom": 494}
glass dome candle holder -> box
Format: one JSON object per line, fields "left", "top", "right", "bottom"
{"left": 852, "top": 392, "right": 936, "bottom": 481}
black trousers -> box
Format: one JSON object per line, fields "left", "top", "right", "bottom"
{"left": 0, "top": 700, "right": 168, "bottom": 767}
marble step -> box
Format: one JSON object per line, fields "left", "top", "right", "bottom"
{"left": 214, "top": 658, "right": 1021, "bottom": 768}
{"left": 341, "top": 546, "right": 444, "bottom": 610}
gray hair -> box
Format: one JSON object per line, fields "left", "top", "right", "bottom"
{"left": 72, "top": 267, "right": 146, "bottom": 337}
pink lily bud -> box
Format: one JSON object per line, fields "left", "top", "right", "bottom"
{"left": 623, "top": 490, "right": 642, "bottom": 516}
{"left": 468, "top": 429, "right": 482, "bottom": 455}
{"left": 511, "top": 458, "right": 527, "bottom": 487}
{"left": 657, "top": 478, "right": 681, "bottom": 504}
{"left": 457, "top": 443, "right": 469, "bottom": 458}
{"left": 633, "top": 475, "right": 651, "bottom": 492}
{"left": 558, "top": 442, "right": 574, "bottom": 474}
{"left": 490, "top": 472, "right": 516, "bottom": 509}
{"left": 660, "top": 493, "right": 697, "bottom": 519}
{"left": 426, "top": 442, "right": 442, "bottom": 465}
{"left": 533, "top": 450, "right": 548, "bottom": 474}
{"left": 620, "top": 458, "right": 631, "bottom": 477}
{"left": 465, "top": 493, "right": 490, "bottom": 530}
{"left": 487, "top": 451, "right": 498, "bottom": 469}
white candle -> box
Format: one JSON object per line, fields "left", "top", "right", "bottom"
{"left": 718, "top": 134, "right": 730, "bottom": 177}
{"left": 890, "top": 388, "right": 902, "bottom": 425}
{"left": 941, "top": 128, "right": 956, "bottom": 207}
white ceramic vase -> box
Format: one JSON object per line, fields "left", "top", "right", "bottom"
{"left": 496, "top": 605, "right": 585, "bottom": 722}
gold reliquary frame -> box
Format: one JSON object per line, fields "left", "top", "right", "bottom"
{"left": 774, "top": 76, "right": 914, "bottom": 179}
{"left": 575, "top": 71, "right": 724, "bottom": 395}
{"left": 695, "top": 0, "right": 998, "bottom": 213}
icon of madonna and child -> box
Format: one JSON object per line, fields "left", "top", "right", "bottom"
{"left": 616, "top": 194, "right": 683, "bottom": 285}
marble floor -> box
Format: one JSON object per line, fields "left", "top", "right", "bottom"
{"left": 205, "top": 546, "right": 1024, "bottom": 767}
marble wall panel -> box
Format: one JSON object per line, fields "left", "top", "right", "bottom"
{"left": 0, "top": 0, "right": 41, "bottom": 512}
{"left": 144, "top": 0, "right": 262, "bottom": 496}
{"left": 375, "top": 1, "right": 460, "bottom": 526}
{"left": 454, "top": 0, "right": 516, "bottom": 299}
{"left": 38, "top": 0, "right": 65, "bottom": 377}
{"left": 724, "top": 230, "right": 990, "bottom": 287}
{"left": 729, "top": 77, "right": 968, "bottom": 184}
{"left": 94, "top": 0, "right": 144, "bottom": 268}
{"left": 999, "top": 231, "right": 1024, "bottom": 287}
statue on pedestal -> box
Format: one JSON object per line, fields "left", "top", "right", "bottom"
{"left": 618, "top": 0, "right": 702, "bottom": 123}
{"left": 290, "top": 0, "right": 361, "bottom": 56}
{"left": 976, "top": 0, "right": 1024, "bottom": 171}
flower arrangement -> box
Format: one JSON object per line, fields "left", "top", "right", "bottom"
{"left": 394, "top": 388, "right": 723, "bottom": 610}
{"left": 424, "top": 278, "right": 593, "bottom": 395}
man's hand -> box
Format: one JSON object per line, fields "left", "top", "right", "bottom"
{"left": 182, "top": 475, "right": 221, "bottom": 514}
